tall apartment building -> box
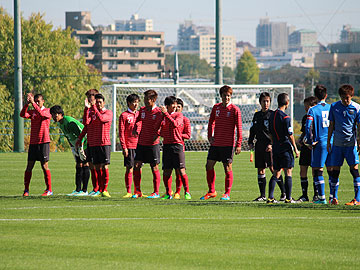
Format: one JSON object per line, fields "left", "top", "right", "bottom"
{"left": 288, "top": 29, "right": 319, "bottom": 53}
{"left": 73, "top": 30, "right": 164, "bottom": 79}
{"left": 115, "top": 14, "right": 153, "bottom": 32}
{"left": 256, "top": 18, "right": 288, "bottom": 55}
{"left": 177, "top": 20, "right": 214, "bottom": 51}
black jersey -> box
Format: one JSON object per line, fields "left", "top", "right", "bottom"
{"left": 248, "top": 110, "right": 273, "bottom": 145}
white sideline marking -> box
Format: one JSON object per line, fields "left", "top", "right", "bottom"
{"left": 0, "top": 216, "right": 360, "bottom": 222}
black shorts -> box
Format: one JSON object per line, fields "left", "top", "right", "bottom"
{"left": 255, "top": 142, "right": 272, "bottom": 168}
{"left": 89, "top": 145, "right": 111, "bottom": 165}
{"left": 207, "top": 146, "right": 234, "bottom": 164}
{"left": 299, "top": 145, "right": 311, "bottom": 166}
{"left": 135, "top": 144, "right": 160, "bottom": 165}
{"left": 124, "top": 149, "right": 136, "bottom": 167}
{"left": 162, "top": 144, "right": 186, "bottom": 170}
{"left": 273, "top": 150, "right": 294, "bottom": 171}
{"left": 28, "top": 143, "right": 50, "bottom": 162}
{"left": 74, "top": 148, "right": 90, "bottom": 164}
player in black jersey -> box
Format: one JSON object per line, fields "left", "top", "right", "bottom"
{"left": 249, "top": 92, "right": 286, "bottom": 201}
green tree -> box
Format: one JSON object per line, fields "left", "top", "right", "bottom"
{"left": 223, "top": 66, "right": 235, "bottom": 84}
{"left": 235, "top": 50, "right": 259, "bottom": 84}
{"left": 304, "top": 68, "right": 320, "bottom": 96}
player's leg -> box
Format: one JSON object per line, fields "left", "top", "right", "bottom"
{"left": 345, "top": 146, "right": 360, "bottom": 205}
{"left": 269, "top": 165, "right": 286, "bottom": 201}
{"left": 267, "top": 169, "right": 282, "bottom": 204}
{"left": 39, "top": 143, "right": 52, "bottom": 196}
{"left": 174, "top": 145, "right": 190, "bottom": 199}
{"left": 297, "top": 165, "right": 309, "bottom": 202}
{"left": 177, "top": 168, "right": 191, "bottom": 199}
{"left": 283, "top": 167, "right": 296, "bottom": 203}
{"left": 254, "top": 143, "right": 267, "bottom": 201}
{"left": 200, "top": 156, "right": 217, "bottom": 200}
{"left": 324, "top": 145, "right": 344, "bottom": 204}
{"left": 162, "top": 168, "right": 173, "bottom": 199}
{"left": 174, "top": 170, "right": 182, "bottom": 198}
{"left": 254, "top": 168, "right": 267, "bottom": 201}
{"left": 148, "top": 144, "right": 161, "bottom": 198}
{"left": 221, "top": 162, "right": 233, "bottom": 201}
{"left": 101, "top": 163, "right": 111, "bottom": 197}
{"left": 133, "top": 144, "right": 145, "bottom": 198}
{"left": 23, "top": 159, "right": 35, "bottom": 196}
{"left": 123, "top": 149, "right": 135, "bottom": 198}
{"left": 81, "top": 161, "right": 90, "bottom": 195}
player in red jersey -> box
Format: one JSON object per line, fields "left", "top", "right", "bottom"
{"left": 132, "top": 90, "right": 163, "bottom": 199}
{"left": 159, "top": 96, "right": 191, "bottom": 200}
{"left": 20, "top": 93, "right": 52, "bottom": 196}
{"left": 119, "top": 94, "right": 140, "bottom": 198}
{"left": 174, "top": 98, "right": 191, "bottom": 199}
{"left": 77, "top": 93, "right": 113, "bottom": 197}
{"left": 200, "top": 85, "right": 242, "bottom": 201}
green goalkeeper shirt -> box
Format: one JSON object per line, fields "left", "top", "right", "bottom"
{"left": 58, "top": 115, "right": 87, "bottom": 148}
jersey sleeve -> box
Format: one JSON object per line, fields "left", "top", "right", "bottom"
{"left": 118, "top": 114, "right": 127, "bottom": 150}
{"left": 32, "top": 103, "right": 51, "bottom": 119}
{"left": 92, "top": 105, "right": 112, "bottom": 123}
{"left": 284, "top": 116, "right": 293, "bottom": 136}
{"left": 248, "top": 113, "right": 256, "bottom": 144}
{"left": 163, "top": 112, "right": 183, "bottom": 127}
{"left": 207, "top": 106, "right": 216, "bottom": 140}
{"left": 305, "top": 110, "right": 314, "bottom": 143}
{"left": 328, "top": 104, "right": 335, "bottom": 122}
{"left": 235, "top": 107, "right": 242, "bottom": 147}
{"left": 20, "top": 104, "right": 31, "bottom": 118}
{"left": 182, "top": 118, "right": 191, "bottom": 140}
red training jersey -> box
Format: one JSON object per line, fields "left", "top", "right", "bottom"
{"left": 20, "top": 103, "right": 51, "bottom": 144}
{"left": 135, "top": 106, "right": 163, "bottom": 146}
{"left": 182, "top": 116, "right": 191, "bottom": 142}
{"left": 208, "top": 102, "right": 242, "bottom": 147}
{"left": 160, "top": 112, "right": 184, "bottom": 145}
{"left": 79, "top": 105, "right": 113, "bottom": 147}
{"left": 119, "top": 109, "right": 140, "bottom": 150}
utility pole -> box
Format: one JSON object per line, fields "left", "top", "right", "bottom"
{"left": 215, "top": 0, "right": 223, "bottom": 86}
{"left": 13, "top": 0, "right": 24, "bottom": 152}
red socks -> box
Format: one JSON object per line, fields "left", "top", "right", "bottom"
{"left": 44, "top": 170, "right": 52, "bottom": 191}
{"left": 96, "top": 169, "right": 103, "bottom": 192}
{"left": 175, "top": 170, "right": 182, "bottom": 194}
{"left": 125, "top": 172, "right": 132, "bottom": 193}
{"left": 133, "top": 170, "right": 141, "bottom": 193}
{"left": 90, "top": 169, "right": 99, "bottom": 192}
{"left": 152, "top": 170, "right": 161, "bottom": 194}
{"left": 206, "top": 169, "right": 216, "bottom": 193}
{"left": 181, "top": 173, "right": 190, "bottom": 193}
{"left": 225, "top": 171, "right": 233, "bottom": 195}
{"left": 102, "top": 168, "right": 109, "bottom": 192}
{"left": 163, "top": 174, "right": 173, "bottom": 195}
{"left": 24, "top": 171, "right": 32, "bottom": 191}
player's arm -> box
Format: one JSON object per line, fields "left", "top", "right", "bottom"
{"left": 285, "top": 117, "right": 299, "bottom": 157}
{"left": 163, "top": 111, "right": 183, "bottom": 127}
{"left": 92, "top": 105, "right": 112, "bottom": 122}
{"left": 118, "top": 114, "right": 127, "bottom": 150}
{"left": 248, "top": 113, "right": 256, "bottom": 149}
{"left": 304, "top": 111, "right": 314, "bottom": 148}
{"left": 133, "top": 110, "right": 142, "bottom": 136}
{"left": 20, "top": 103, "right": 31, "bottom": 118}
{"left": 207, "top": 107, "right": 216, "bottom": 144}
{"left": 76, "top": 125, "right": 87, "bottom": 147}
{"left": 235, "top": 107, "right": 242, "bottom": 155}
{"left": 68, "top": 122, "right": 84, "bottom": 146}
{"left": 327, "top": 105, "right": 335, "bottom": 153}
{"left": 182, "top": 118, "right": 191, "bottom": 140}
{"left": 31, "top": 101, "right": 51, "bottom": 119}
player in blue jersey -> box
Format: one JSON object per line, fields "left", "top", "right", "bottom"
{"left": 267, "top": 93, "right": 300, "bottom": 204}
{"left": 327, "top": 84, "right": 360, "bottom": 206}
{"left": 304, "top": 85, "right": 334, "bottom": 204}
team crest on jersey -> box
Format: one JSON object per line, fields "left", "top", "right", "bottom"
{"left": 227, "top": 112, "right": 231, "bottom": 117}
{"left": 349, "top": 109, "right": 354, "bottom": 115}
{"left": 264, "top": 120, "right": 269, "bottom": 128}
{"left": 141, "top": 112, "right": 146, "bottom": 119}
{"left": 152, "top": 115, "right": 156, "bottom": 120}
{"left": 216, "top": 110, "right": 220, "bottom": 117}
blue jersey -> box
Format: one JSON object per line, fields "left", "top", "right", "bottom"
{"left": 328, "top": 100, "right": 360, "bottom": 147}
{"left": 305, "top": 101, "right": 331, "bottom": 145}
{"left": 269, "top": 109, "right": 293, "bottom": 153}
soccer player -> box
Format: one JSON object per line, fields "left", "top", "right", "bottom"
{"left": 174, "top": 98, "right": 191, "bottom": 199}
{"left": 20, "top": 93, "right": 52, "bottom": 196}
{"left": 297, "top": 96, "right": 318, "bottom": 202}
{"left": 132, "top": 90, "right": 163, "bottom": 199}
{"left": 77, "top": 93, "right": 113, "bottom": 197}
{"left": 248, "top": 92, "right": 286, "bottom": 202}
{"left": 327, "top": 84, "right": 360, "bottom": 206}
{"left": 267, "top": 93, "right": 300, "bottom": 204}
{"left": 50, "top": 105, "right": 90, "bottom": 196}
{"left": 119, "top": 94, "right": 140, "bottom": 198}
{"left": 201, "top": 85, "right": 242, "bottom": 201}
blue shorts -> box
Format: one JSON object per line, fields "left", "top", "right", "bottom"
{"left": 273, "top": 150, "right": 294, "bottom": 171}
{"left": 327, "top": 145, "right": 359, "bottom": 167}
{"left": 311, "top": 143, "right": 329, "bottom": 168}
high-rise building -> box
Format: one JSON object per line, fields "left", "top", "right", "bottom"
{"left": 66, "top": 11, "right": 93, "bottom": 31}
{"left": 177, "top": 20, "right": 214, "bottom": 51}
{"left": 256, "top": 18, "right": 288, "bottom": 55}
{"left": 288, "top": 29, "right": 319, "bottom": 53}
{"left": 340, "top": 24, "right": 360, "bottom": 43}
{"left": 115, "top": 14, "right": 153, "bottom": 32}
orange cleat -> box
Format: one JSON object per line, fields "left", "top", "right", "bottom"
{"left": 200, "top": 191, "right": 217, "bottom": 200}
{"left": 345, "top": 199, "right": 360, "bottom": 206}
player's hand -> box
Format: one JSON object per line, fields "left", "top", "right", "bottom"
{"left": 208, "top": 137, "right": 214, "bottom": 144}
{"left": 27, "top": 93, "right": 34, "bottom": 104}
{"left": 122, "top": 148, "right": 128, "bottom": 157}
{"left": 294, "top": 149, "right": 300, "bottom": 158}
{"left": 160, "top": 106, "right": 167, "bottom": 114}
{"left": 84, "top": 98, "right": 90, "bottom": 108}
{"left": 265, "top": 144, "right": 272, "bottom": 152}
{"left": 235, "top": 146, "right": 241, "bottom": 155}
{"left": 327, "top": 141, "right": 331, "bottom": 153}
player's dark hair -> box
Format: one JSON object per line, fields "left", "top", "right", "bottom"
{"left": 277, "top": 93, "right": 289, "bottom": 107}
{"left": 95, "top": 93, "right": 105, "bottom": 101}
{"left": 176, "top": 98, "right": 184, "bottom": 108}
{"left": 338, "top": 84, "right": 354, "bottom": 97}
{"left": 50, "top": 105, "right": 64, "bottom": 116}
{"left": 144, "top": 89, "right": 158, "bottom": 101}
{"left": 126, "top": 94, "right": 140, "bottom": 104}
{"left": 85, "top": 88, "right": 99, "bottom": 97}
{"left": 259, "top": 92, "right": 271, "bottom": 104}
{"left": 164, "top": 96, "right": 177, "bottom": 106}
{"left": 34, "top": 94, "right": 43, "bottom": 100}
{"left": 219, "top": 85, "right": 233, "bottom": 96}
{"left": 314, "top": 85, "right": 327, "bottom": 100}
{"left": 304, "top": 96, "right": 317, "bottom": 107}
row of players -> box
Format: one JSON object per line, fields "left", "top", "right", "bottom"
{"left": 20, "top": 84, "right": 360, "bottom": 205}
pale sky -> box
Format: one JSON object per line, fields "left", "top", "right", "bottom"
{"left": 1, "top": 0, "right": 359, "bottom": 45}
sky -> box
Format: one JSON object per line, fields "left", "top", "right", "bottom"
{"left": 1, "top": 0, "right": 359, "bottom": 46}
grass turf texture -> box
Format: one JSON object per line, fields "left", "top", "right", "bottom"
{"left": 0, "top": 152, "right": 359, "bottom": 269}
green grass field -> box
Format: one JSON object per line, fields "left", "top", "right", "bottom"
{"left": 1, "top": 152, "right": 359, "bottom": 269}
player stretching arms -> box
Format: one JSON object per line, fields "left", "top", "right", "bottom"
{"left": 119, "top": 94, "right": 140, "bottom": 198}
{"left": 159, "top": 96, "right": 191, "bottom": 200}
{"left": 248, "top": 92, "right": 286, "bottom": 202}
{"left": 132, "top": 90, "right": 163, "bottom": 199}
{"left": 20, "top": 93, "right": 52, "bottom": 196}
{"left": 297, "top": 96, "right": 317, "bottom": 202}
{"left": 77, "top": 94, "right": 113, "bottom": 197}
{"left": 327, "top": 84, "right": 360, "bottom": 206}
{"left": 50, "top": 105, "right": 89, "bottom": 196}
{"left": 267, "top": 93, "right": 299, "bottom": 204}
{"left": 201, "top": 85, "right": 242, "bottom": 201}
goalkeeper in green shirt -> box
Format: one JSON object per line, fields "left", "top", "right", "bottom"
{"left": 50, "top": 105, "right": 90, "bottom": 196}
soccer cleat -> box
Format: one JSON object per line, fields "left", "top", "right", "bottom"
{"left": 253, "top": 196, "right": 266, "bottom": 202}
{"left": 313, "top": 199, "right": 327, "bottom": 204}
{"left": 88, "top": 190, "right": 96, "bottom": 196}
{"left": 67, "top": 190, "right": 80, "bottom": 196}
{"left": 174, "top": 193, "right": 181, "bottom": 199}
{"left": 296, "top": 195, "right": 309, "bottom": 202}
{"left": 161, "top": 194, "right": 173, "bottom": 200}
{"left": 41, "top": 190, "right": 53, "bottom": 196}
{"left": 200, "top": 192, "right": 217, "bottom": 200}
{"left": 122, "top": 193, "right": 132, "bottom": 198}
{"left": 345, "top": 199, "right": 360, "bottom": 206}
{"left": 147, "top": 193, "right": 160, "bottom": 199}
{"left": 220, "top": 194, "right": 230, "bottom": 201}
{"left": 184, "top": 192, "right": 192, "bottom": 200}
{"left": 279, "top": 193, "right": 286, "bottom": 201}
{"left": 330, "top": 198, "right": 339, "bottom": 205}
{"left": 23, "top": 190, "right": 29, "bottom": 197}
{"left": 74, "top": 191, "right": 88, "bottom": 196}
{"left": 285, "top": 198, "right": 298, "bottom": 204}
{"left": 312, "top": 195, "right": 319, "bottom": 202}
{"left": 91, "top": 191, "right": 101, "bottom": 197}
{"left": 132, "top": 192, "right": 143, "bottom": 199}
{"left": 101, "top": 191, "right": 111, "bottom": 198}
{"left": 266, "top": 198, "right": 279, "bottom": 204}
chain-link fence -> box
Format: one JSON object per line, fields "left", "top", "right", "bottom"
{"left": 100, "top": 84, "right": 293, "bottom": 152}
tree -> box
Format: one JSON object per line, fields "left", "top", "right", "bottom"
{"left": 235, "top": 50, "right": 259, "bottom": 84}
{"left": 223, "top": 66, "right": 235, "bottom": 84}
{"left": 304, "top": 68, "right": 320, "bottom": 96}
{"left": 0, "top": 8, "right": 102, "bottom": 151}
